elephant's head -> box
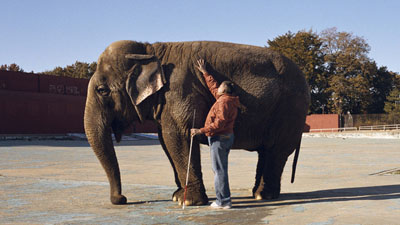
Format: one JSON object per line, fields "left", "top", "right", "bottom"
{"left": 84, "top": 40, "right": 165, "bottom": 204}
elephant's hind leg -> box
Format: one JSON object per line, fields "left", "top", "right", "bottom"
{"left": 253, "top": 147, "right": 288, "bottom": 200}
{"left": 252, "top": 149, "right": 265, "bottom": 198}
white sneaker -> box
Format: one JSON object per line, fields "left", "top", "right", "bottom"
{"left": 210, "top": 201, "right": 232, "bottom": 209}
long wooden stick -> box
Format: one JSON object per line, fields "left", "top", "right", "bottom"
{"left": 183, "top": 110, "right": 196, "bottom": 210}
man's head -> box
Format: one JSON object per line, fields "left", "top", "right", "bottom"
{"left": 217, "top": 81, "right": 235, "bottom": 95}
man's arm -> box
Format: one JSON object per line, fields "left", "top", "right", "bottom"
{"left": 191, "top": 59, "right": 222, "bottom": 137}
{"left": 196, "top": 59, "right": 219, "bottom": 99}
{"left": 199, "top": 101, "right": 229, "bottom": 134}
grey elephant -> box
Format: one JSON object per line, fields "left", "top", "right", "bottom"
{"left": 84, "top": 40, "right": 310, "bottom": 205}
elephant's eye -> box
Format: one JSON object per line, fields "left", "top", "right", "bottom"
{"left": 97, "top": 85, "right": 111, "bottom": 96}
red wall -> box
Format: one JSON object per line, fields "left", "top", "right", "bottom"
{"left": 0, "top": 70, "right": 158, "bottom": 134}
{"left": 0, "top": 71, "right": 39, "bottom": 92}
{"left": 38, "top": 74, "right": 88, "bottom": 96}
{"left": 305, "top": 114, "right": 339, "bottom": 132}
{"left": 0, "top": 90, "right": 86, "bottom": 134}
{"left": 0, "top": 71, "right": 89, "bottom": 134}
{"left": 1, "top": 70, "right": 338, "bottom": 134}
{"left": 0, "top": 71, "right": 88, "bottom": 95}
{"left": 134, "top": 120, "right": 158, "bottom": 133}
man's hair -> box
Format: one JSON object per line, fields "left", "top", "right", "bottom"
{"left": 221, "top": 81, "right": 235, "bottom": 95}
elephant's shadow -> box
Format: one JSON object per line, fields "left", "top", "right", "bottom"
{"left": 231, "top": 184, "right": 400, "bottom": 209}
{"left": 124, "top": 184, "right": 400, "bottom": 208}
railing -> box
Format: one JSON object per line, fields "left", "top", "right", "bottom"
{"left": 309, "top": 124, "right": 400, "bottom": 133}
{"left": 359, "top": 124, "right": 400, "bottom": 131}
{"left": 309, "top": 127, "right": 358, "bottom": 133}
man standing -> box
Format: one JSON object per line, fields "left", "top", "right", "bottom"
{"left": 191, "top": 59, "right": 240, "bottom": 209}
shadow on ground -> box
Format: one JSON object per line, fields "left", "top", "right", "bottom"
{"left": 232, "top": 184, "right": 400, "bottom": 209}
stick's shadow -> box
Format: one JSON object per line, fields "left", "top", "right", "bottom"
{"left": 231, "top": 184, "right": 400, "bottom": 209}
{"left": 126, "top": 199, "right": 171, "bottom": 205}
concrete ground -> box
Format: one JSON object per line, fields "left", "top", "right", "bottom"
{"left": 0, "top": 135, "right": 399, "bottom": 224}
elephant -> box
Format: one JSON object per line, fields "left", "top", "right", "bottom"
{"left": 84, "top": 40, "right": 310, "bottom": 206}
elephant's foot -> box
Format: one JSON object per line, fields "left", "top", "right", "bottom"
{"left": 172, "top": 188, "right": 183, "bottom": 201}
{"left": 254, "top": 190, "right": 280, "bottom": 200}
{"left": 111, "top": 194, "right": 127, "bottom": 205}
{"left": 172, "top": 188, "right": 208, "bottom": 206}
{"left": 253, "top": 185, "right": 280, "bottom": 200}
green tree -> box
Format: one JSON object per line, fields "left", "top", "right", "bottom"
{"left": 43, "top": 61, "right": 97, "bottom": 79}
{"left": 384, "top": 88, "right": 400, "bottom": 124}
{"left": 0, "top": 63, "right": 24, "bottom": 72}
{"left": 267, "top": 30, "right": 328, "bottom": 113}
{"left": 368, "top": 66, "right": 397, "bottom": 113}
{"left": 321, "top": 27, "right": 373, "bottom": 114}
{"left": 268, "top": 27, "right": 398, "bottom": 115}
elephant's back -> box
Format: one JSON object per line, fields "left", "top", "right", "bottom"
{"left": 176, "top": 41, "right": 306, "bottom": 91}
{"left": 193, "top": 41, "right": 309, "bottom": 149}
{"left": 155, "top": 40, "right": 308, "bottom": 113}
{"left": 194, "top": 42, "right": 307, "bottom": 107}
{"left": 152, "top": 41, "right": 309, "bottom": 149}
{"left": 154, "top": 40, "right": 308, "bottom": 105}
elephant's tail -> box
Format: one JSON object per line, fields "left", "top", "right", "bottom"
{"left": 291, "top": 139, "right": 301, "bottom": 183}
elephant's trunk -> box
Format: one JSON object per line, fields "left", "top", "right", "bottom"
{"left": 84, "top": 99, "right": 127, "bottom": 205}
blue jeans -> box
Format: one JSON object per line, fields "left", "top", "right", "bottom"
{"left": 208, "top": 133, "right": 234, "bottom": 205}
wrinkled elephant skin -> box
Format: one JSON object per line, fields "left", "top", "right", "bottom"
{"left": 84, "top": 40, "right": 310, "bottom": 205}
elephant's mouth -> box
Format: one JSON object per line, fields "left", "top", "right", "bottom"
{"left": 111, "top": 118, "right": 129, "bottom": 143}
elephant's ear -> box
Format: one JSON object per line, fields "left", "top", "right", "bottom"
{"left": 125, "top": 54, "right": 166, "bottom": 106}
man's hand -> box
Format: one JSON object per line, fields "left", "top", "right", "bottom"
{"left": 196, "top": 59, "right": 208, "bottom": 74}
{"left": 191, "top": 128, "right": 202, "bottom": 137}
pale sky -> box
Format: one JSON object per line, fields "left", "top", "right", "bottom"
{"left": 1, "top": 0, "right": 399, "bottom": 73}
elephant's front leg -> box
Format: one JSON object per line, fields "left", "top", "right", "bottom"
{"left": 161, "top": 129, "right": 208, "bottom": 206}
